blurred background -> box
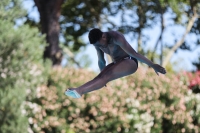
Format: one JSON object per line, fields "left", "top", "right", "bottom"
{"left": 0, "top": 0, "right": 200, "bottom": 133}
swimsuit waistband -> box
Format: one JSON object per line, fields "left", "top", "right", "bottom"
{"left": 113, "top": 56, "right": 138, "bottom": 66}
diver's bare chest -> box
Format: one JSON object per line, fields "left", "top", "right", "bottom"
{"left": 99, "top": 43, "right": 115, "bottom": 55}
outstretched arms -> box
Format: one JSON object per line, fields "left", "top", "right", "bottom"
{"left": 95, "top": 47, "right": 106, "bottom": 71}
{"left": 112, "top": 31, "right": 166, "bottom": 75}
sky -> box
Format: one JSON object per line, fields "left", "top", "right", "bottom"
{"left": 22, "top": 0, "right": 200, "bottom": 72}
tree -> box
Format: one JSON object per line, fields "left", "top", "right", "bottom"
{"left": 151, "top": 0, "right": 167, "bottom": 64}
{"left": 0, "top": 0, "right": 50, "bottom": 132}
{"left": 28, "top": 0, "right": 116, "bottom": 66}
{"left": 116, "top": 0, "right": 166, "bottom": 56}
{"left": 60, "top": 0, "right": 118, "bottom": 51}
{"left": 162, "top": 0, "right": 200, "bottom": 67}
{"left": 33, "top": 0, "right": 64, "bottom": 66}
{"left": 115, "top": 0, "right": 199, "bottom": 69}
{"left": 0, "top": 19, "right": 50, "bottom": 133}
{"left": 0, "top": 0, "right": 26, "bottom": 22}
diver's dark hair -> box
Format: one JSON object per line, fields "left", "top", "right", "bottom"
{"left": 88, "top": 28, "right": 103, "bottom": 44}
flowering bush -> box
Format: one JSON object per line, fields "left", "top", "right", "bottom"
{"left": 185, "top": 71, "right": 200, "bottom": 93}
{"left": 26, "top": 67, "right": 200, "bottom": 133}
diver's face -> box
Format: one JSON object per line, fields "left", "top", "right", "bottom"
{"left": 95, "top": 33, "right": 107, "bottom": 45}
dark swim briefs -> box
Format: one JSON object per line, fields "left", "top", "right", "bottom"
{"left": 114, "top": 56, "right": 138, "bottom": 67}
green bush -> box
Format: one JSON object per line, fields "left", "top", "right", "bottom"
{"left": 0, "top": 0, "right": 26, "bottom": 22}
{"left": 26, "top": 66, "right": 200, "bottom": 133}
{"left": 0, "top": 19, "right": 50, "bottom": 133}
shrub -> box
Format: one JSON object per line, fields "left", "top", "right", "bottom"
{"left": 186, "top": 71, "right": 200, "bottom": 93}
{"left": 26, "top": 66, "right": 200, "bottom": 133}
{"left": 0, "top": 20, "right": 49, "bottom": 133}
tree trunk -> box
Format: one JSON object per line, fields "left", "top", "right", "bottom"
{"left": 137, "top": 0, "right": 143, "bottom": 53}
{"left": 162, "top": 13, "right": 197, "bottom": 67}
{"left": 151, "top": 0, "right": 165, "bottom": 64}
{"left": 34, "top": 0, "right": 64, "bottom": 66}
{"left": 137, "top": 31, "right": 142, "bottom": 53}
{"left": 159, "top": 6, "right": 165, "bottom": 65}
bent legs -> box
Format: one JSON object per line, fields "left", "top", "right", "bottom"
{"left": 71, "top": 59, "right": 138, "bottom": 95}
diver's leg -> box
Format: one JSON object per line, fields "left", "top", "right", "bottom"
{"left": 73, "top": 63, "right": 114, "bottom": 89}
{"left": 71, "top": 59, "right": 138, "bottom": 95}
{"left": 67, "top": 62, "right": 114, "bottom": 94}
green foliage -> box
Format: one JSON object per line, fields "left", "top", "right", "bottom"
{"left": 26, "top": 66, "right": 200, "bottom": 133}
{"left": 0, "top": 0, "right": 26, "bottom": 22}
{"left": 61, "top": 0, "right": 117, "bottom": 51}
{"left": 0, "top": 19, "right": 50, "bottom": 133}
{"left": 0, "top": 1, "right": 50, "bottom": 132}
{"left": 25, "top": 0, "right": 200, "bottom": 69}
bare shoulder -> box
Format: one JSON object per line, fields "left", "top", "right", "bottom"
{"left": 108, "top": 31, "right": 126, "bottom": 46}
{"left": 108, "top": 31, "right": 124, "bottom": 38}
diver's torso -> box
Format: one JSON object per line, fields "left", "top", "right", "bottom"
{"left": 94, "top": 35, "right": 128, "bottom": 62}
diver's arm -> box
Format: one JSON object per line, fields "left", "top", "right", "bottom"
{"left": 95, "top": 47, "right": 106, "bottom": 71}
{"left": 112, "top": 31, "right": 166, "bottom": 75}
{"left": 113, "top": 31, "right": 154, "bottom": 67}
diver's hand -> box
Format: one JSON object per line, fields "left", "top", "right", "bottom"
{"left": 152, "top": 64, "right": 166, "bottom": 76}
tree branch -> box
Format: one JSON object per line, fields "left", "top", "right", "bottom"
{"left": 62, "top": 47, "right": 81, "bottom": 68}
{"left": 151, "top": 0, "right": 166, "bottom": 64}
{"left": 162, "top": 11, "right": 198, "bottom": 67}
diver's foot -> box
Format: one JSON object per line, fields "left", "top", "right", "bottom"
{"left": 65, "top": 89, "right": 81, "bottom": 98}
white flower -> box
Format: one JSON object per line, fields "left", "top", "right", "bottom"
{"left": 187, "top": 90, "right": 192, "bottom": 95}
{"left": 195, "top": 94, "right": 200, "bottom": 101}
{"left": 28, "top": 117, "right": 33, "bottom": 124}
{"left": 132, "top": 109, "right": 138, "bottom": 113}
{"left": 126, "top": 98, "right": 131, "bottom": 103}
{"left": 126, "top": 114, "right": 134, "bottom": 119}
